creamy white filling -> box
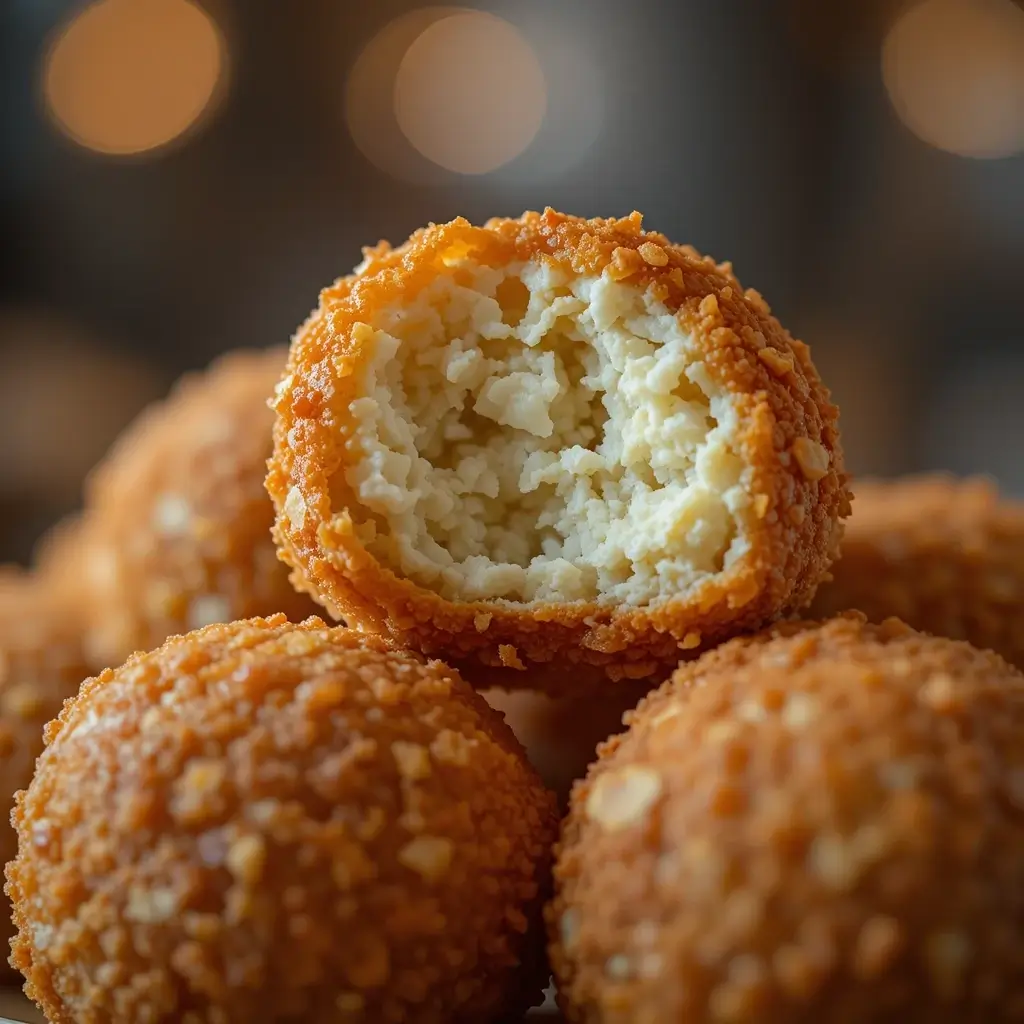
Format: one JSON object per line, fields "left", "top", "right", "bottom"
{"left": 340, "top": 257, "right": 751, "bottom": 604}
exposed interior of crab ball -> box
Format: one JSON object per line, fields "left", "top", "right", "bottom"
{"left": 336, "top": 255, "right": 757, "bottom": 607}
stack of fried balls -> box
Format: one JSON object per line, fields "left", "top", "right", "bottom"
{"left": 3, "top": 210, "right": 1024, "bottom": 1023}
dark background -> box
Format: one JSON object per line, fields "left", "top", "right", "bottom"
{"left": 2, "top": 0, "right": 1023, "bottom": 563}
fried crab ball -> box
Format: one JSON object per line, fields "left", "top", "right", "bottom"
{"left": 484, "top": 684, "right": 651, "bottom": 807}
{"left": 0, "top": 570, "right": 89, "bottom": 977}
{"left": 268, "top": 209, "right": 850, "bottom": 691}
{"left": 80, "top": 348, "right": 321, "bottom": 670}
{"left": 548, "top": 614, "right": 1024, "bottom": 1023}
{"left": 7, "top": 614, "right": 558, "bottom": 1024}
{"left": 811, "top": 475, "right": 1024, "bottom": 669}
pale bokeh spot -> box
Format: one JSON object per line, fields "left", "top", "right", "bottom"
{"left": 883, "top": 0, "right": 1024, "bottom": 159}
{"left": 393, "top": 11, "right": 547, "bottom": 175}
{"left": 43, "top": 0, "right": 228, "bottom": 156}
{"left": 345, "top": 7, "right": 463, "bottom": 183}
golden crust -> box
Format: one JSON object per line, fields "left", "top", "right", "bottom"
{"left": 79, "top": 348, "right": 321, "bottom": 670}
{"left": 810, "top": 475, "right": 1024, "bottom": 668}
{"left": 548, "top": 613, "right": 1024, "bottom": 1022}
{"left": 268, "top": 209, "right": 850, "bottom": 691}
{"left": 0, "top": 570, "right": 89, "bottom": 978}
{"left": 7, "top": 614, "right": 558, "bottom": 1024}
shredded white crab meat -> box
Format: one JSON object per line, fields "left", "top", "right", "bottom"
{"left": 337, "top": 256, "right": 752, "bottom": 604}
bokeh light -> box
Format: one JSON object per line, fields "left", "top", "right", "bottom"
{"left": 882, "top": 0, "right": 1024, "bottom": 159}
{"left": 345, "top": 8, "right": 599, "bottom": 184}
{"left": 42, "top": 0, "right": 228, "bottom": 157}
{"left": 489, "top": 21, "right": 604, "bottom": 186}
{"left": 345, "top": 7, "right": 461, "bottom": 184}
{"left": 393, "top": 11, "right": 547, "bottom": 175}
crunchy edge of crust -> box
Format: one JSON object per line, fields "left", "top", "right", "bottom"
{"left": 267, "top": 209, "right": 851, "bottom": 690}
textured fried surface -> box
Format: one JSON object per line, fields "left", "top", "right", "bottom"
{"left": 0, "top": 571, "right": 89, "bottom": 978}
{"left": 79, "top": 349, "right": 321, "bottom": 670}
{"left": 7, "top": 615, "right": 558, "bottom": 1023}
{"left": 549, "top": 614, "right": 1024, "bottom": 1022}
{"left": 484, "top": 685, "right": 651, "bottom": 808}
{"left": 267, "top": 209, "right": 850, "bottom": 692}
{"left": 811, "top": 475, "right": 1024, "bottom": 668}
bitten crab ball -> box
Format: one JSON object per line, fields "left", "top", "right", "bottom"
{"left": 811, "top": 475, "right": 1024, "bottom": 669}
{"left": 549, "top": 614, "right": 1024, "bottom": 1023}
{"left": 0, "top": 570, "right": 89, "bottom": 976}
{"left": 7, "top": 615, "right": 558, "bottom": 1024}
{"left": 483, "top": 684, "right": 651, "bottom": 807}
{"left": 80, "top": 348, "right": 321, "bottom": 669}
{"left": 268, "top": 209, "right": 850, "bottom": 691}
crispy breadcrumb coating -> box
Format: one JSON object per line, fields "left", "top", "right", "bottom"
{"left": 811, "top": 475, "right": 1024, "bottom": 668}
{"left": 267, "top": 209, "right": 850, "bottom": 690}
{"left": 0, "top": 571, "right": 89, "bottom": 978}
{"left": 7, "top": 615, "right": 558, "bottom": 1024}
{"left": 549, "top": 614, "right": 1024, "bottom": 1022}
{"left": 79, "top": 349, "right": 321, "bottom": 669}
{"left": 483, "top": 685, "right": 651, "bottom": 807}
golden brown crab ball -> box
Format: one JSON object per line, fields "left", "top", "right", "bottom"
{"left": 267, "top": 209, "right": 850, "bottom": 693}
{"left": 810, "top": 475, "right": 1024, "bottom": 669}
{"left": 0, "top": 570, "right": 90, "bottom": 977}
{"left": 483, "top": 684, "right": 651, "bottom": 807}
{"left": 80, "top": 348, "right": 321, "bottom": 670}
{"left": 7, "top": 615, "right": 558, "bottom": 1024}
{"left": 548, "top": 614, "right": 1024, "bottom": 1023}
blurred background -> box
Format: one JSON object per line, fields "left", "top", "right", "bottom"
{"left": 1, "top": 0, "right": 1023, "bottom": 564}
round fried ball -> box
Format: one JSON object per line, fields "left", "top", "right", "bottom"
{"left": 80, "top": 348, "right": 321, "bottom": 669}
{"left": 811, "top": 475, "right": 1024, "bottom": 668}
{"left": 7, "top": 614, "right": 558, "bottom": 1023}
{"left": 549, "top": 614, "right": 1024, "bottom": 1022}
{"left": 268, "top": 209, "right": 850, "bottom": 692}
{"left": 484, "top": 684, "right": 651, "bottom": 807}
{"left": 0, "top": 570, "right": 89, "bottom": 977}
